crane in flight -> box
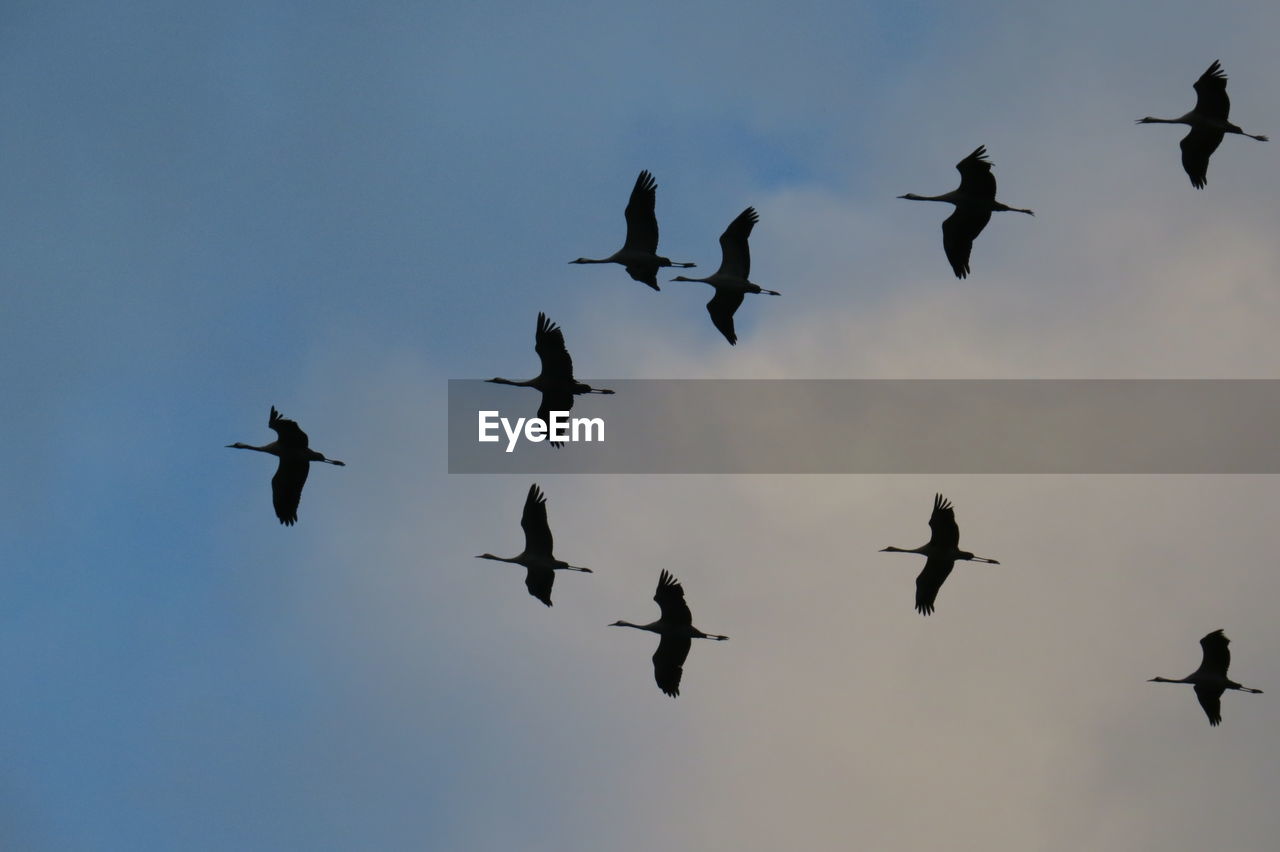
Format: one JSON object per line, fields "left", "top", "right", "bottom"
{"left": 487, "top": 312, "right": 614, "bottom": 438}
{"left": 610, "top": 570, "right": 727, "bottom": 697}
{"left": 899, "top": 145, "right": 1033, "bottom": 279}
{"left": 880, "top": 493, "right": 1000, "bottom": 615}
{"left": 1149, "top": 629, "right": 1263, "bottom": 726}
{"left": 1136, "top": 60, "right": 1268, "bottom": 189}
{"left": 570, "top": 170, "right": 694, "bottom": 291}
{"left": 475, "top": 483, "right": 591, "bottom": 606}
{"left": 227, "top": 406, "right": 345, "bottom": 526}
{"left": 672, "top": 206, "right": 779, "bottom": 345}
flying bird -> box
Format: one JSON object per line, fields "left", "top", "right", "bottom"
{"left": 1149, "top": 629, "right": 1263, "bottom": 726}
{"left": 671, "top": 207, "right": 779, "bottom": 345}
{"left": 487, "top": 312, "right": 614, "bottom": 437}
{"left": 1136, "top": 60, "right": 1268, "bottom": 189}
{"left": 570, "top": 170, "right": 695, "bottom": 290}
{"left": 610, "top": 570, "right": 727, "bottom": 697}
{"left": 475, "top": 483, "right": 592, "bottom": 606}
{"left": 880, "top": 493, "right": 1000, "bottom": 615}
{"left": 899, "top": 145, "right": 1034, "bottom": 279}
{"left": 227, "top": 406, "right": 345, "bottom": 525}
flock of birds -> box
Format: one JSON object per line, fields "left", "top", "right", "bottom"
{"left": 570, "top": 170, "right": 778, "bottom": 344}
{"left": 225, "top": 62, "right": 1267, "bottom": 720}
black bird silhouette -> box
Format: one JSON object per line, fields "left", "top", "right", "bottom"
{"left": 610, "top": 570, "right": 727, "bottom": 697}
{"left": 570, "top": 170, "right": 694, "bottom": 290}
{"left": 1149, "top": 629, "right": 1263, "bottom": 726}
{"left": 672, "top": 207, "right": 779, "bottom": 345}
{"left": 487, "top": 312, "right": 614, "bottom": 442}
{"left": 880, "top": 493, "right": 1000, "bottom": 615}
{"left": 475, "top": 483, "right": 591, "bottom": 606}
{"left": 899, "top": 146, "right": 1034, "bottom": 278}
{"left": 1137, "top": 60, "right": 1268, "bottom": 189}
{"left": 227, "top": 406, "right": 345, "bottom": 525}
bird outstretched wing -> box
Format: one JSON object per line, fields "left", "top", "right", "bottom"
{"left": 534, "top": 312, "right": 576, "bottom": 384}
{"left": 1179, "top": 127, "right": 1223, "bottom": 189}
{"left": 1197, "top": 629, "right": 1231, "bottom": 677}
{"left": 706, "top": 290, "right": 745, "bottom": 345}
{"left": 927, "top": 493, "right": 960, "bottom": 551}
{"left": 914, "top": 554, "right": 954, "bottom": 616}
{"left": 524, "top": 566, "right": 554, "bottom": 607}
{"left": 941, "top": 207, "right": 991, "bottom": 279}
{"left": 653, "top": 634, "right": 692, "bottom": 697}
{"left": 654, "top": 570, "right": 693, "bottom": 627}
{"left": 955, "top": 146, "right": 997, "bottom": 199}
{"left": 536, "top": 389, "right": 574, "bottom": 448}
{"left": 717, "top": 207, "right": 758, "bottom": 279}
{"left": 1194, "top": 683, "right": 1224, "bottom": 726}
{"left": 269, "top": 406, "right": 310, "bottom": 449}
{"left": 520, "top": 483, "right": 554, "bottom": 556}
{"left": 623, "top": 170, "right": 660, "bottom": 255}
{"left": 624, "top": 264, "right": 661, "bottom": 291}
{"left": 1192, "top": 60, "right": 1230, "bottom": 121}
{"left": 271, "top": 458, "right": 308, "bottom": 526}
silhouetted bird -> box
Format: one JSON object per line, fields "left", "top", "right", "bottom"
{"left": 1149, "top": 629, "right": 1263, "bottom": 726}
{"left": 1137, "top": 60, "right": 1268, "bottom": 189}
{"left": 610, "top": 570, "right": 727, "bottom": 697}
{"left": 672, "top": 207, "right": 779, "bottom": 345}
{"left": 570, "top": 170, "right": 694, "bottom": 290}
{"left": 487, "top": 312, "right": 614, "bottom": 438}
{"left": 899, "top": 146, "right": 1034, "bottom": 279}
{"left": 475, "top": 483, "right": 591, "bottom": 606}
{"left": 880, "top": 493, "right": 1000, "bottom": 615}
{"left": 227, "top": 406, "right": 345, "bottom": 525}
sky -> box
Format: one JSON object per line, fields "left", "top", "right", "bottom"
{"left": 4, "top": 1, "right": 1280, "bottom": 849}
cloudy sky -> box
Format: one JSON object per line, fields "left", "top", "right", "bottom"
{"left": 5, "top": 1, "right": 1280, "bottom": 849}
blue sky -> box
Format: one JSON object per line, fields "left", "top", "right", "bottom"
{"left": 5, "top": 1, "right": 1280, "bottom": 849}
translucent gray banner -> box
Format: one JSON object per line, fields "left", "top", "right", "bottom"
{"left": 447, "top": 380, "right": 1280, "bottom": 473}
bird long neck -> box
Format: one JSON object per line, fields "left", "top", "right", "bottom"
{"left": 227, "top": 442, "right": 275, "bottom": 454}
{"left": 1137, "top": 116, "right": 1184, "bottom": 125}
{"left": 611, "top": 619, "right": 659, "bottom": 633}
{"left": 476, "top": 553, "right": 521, "bottom": 564}
{"left": 487, "top": 377, "right": 534, "bottom": 387}
{"left": 672, "top": 274, "right": 713, "bottom": 284}
{"left": 570, "top": 257, "right": 612, "bottom": 264}
{"left": 1148, "top": 676, "right": 1189, "bottom": 684}
{"left": 899, "top": 193, "right": 956, "bottom": 204}
{"left": 881, "top": 545, "right": 927, "bottom": 554}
